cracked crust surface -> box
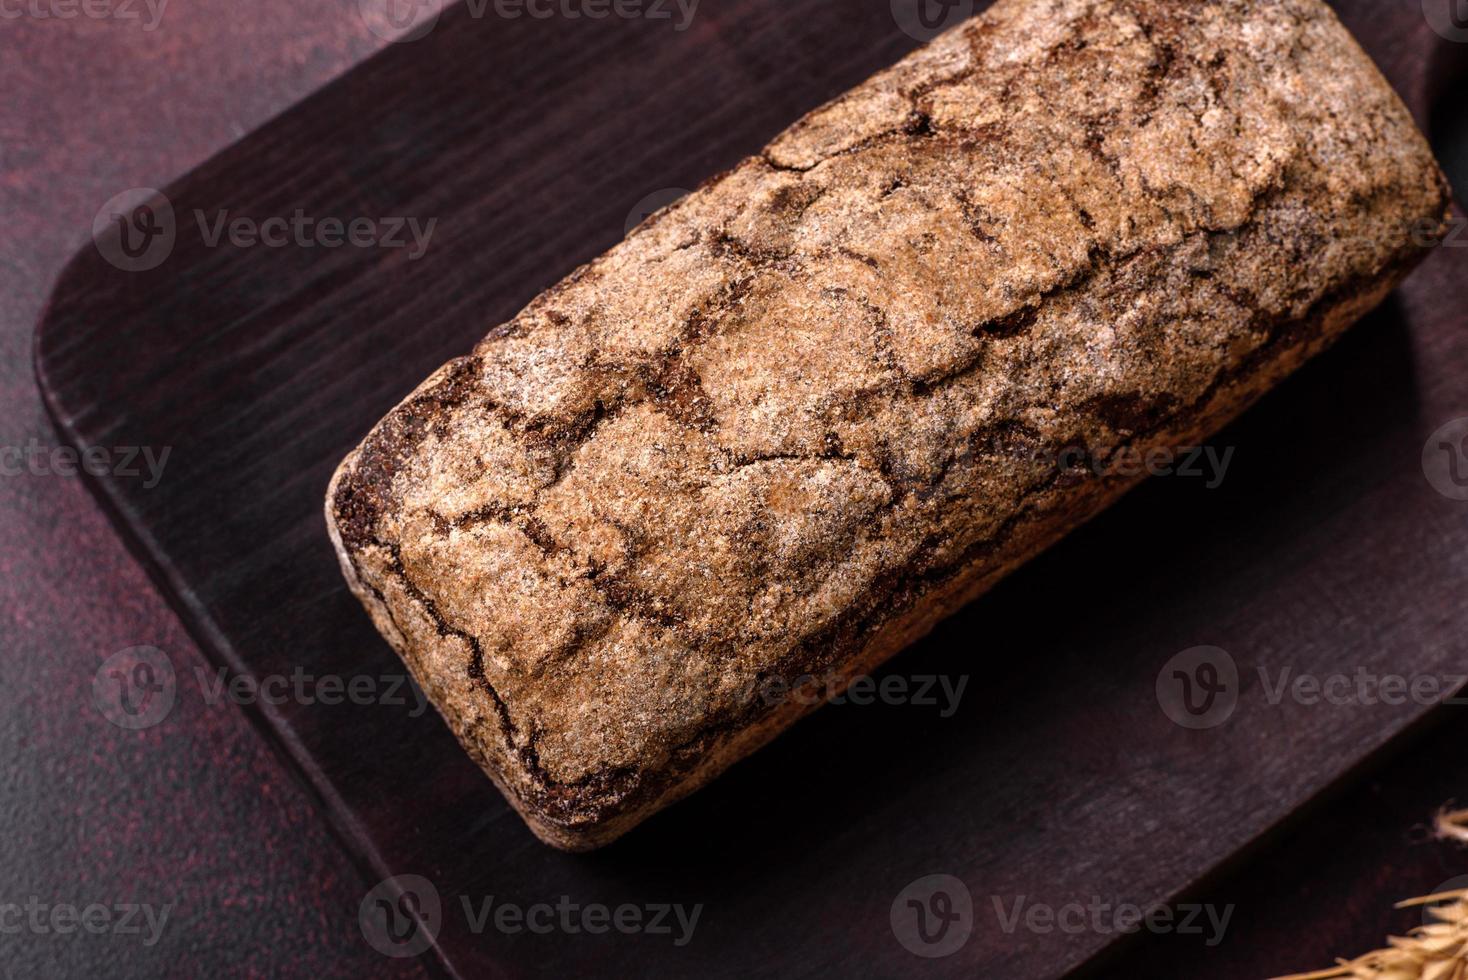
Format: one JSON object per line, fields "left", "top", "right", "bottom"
{"left": 327, "top": 0, "right": 1450, "bottom": 850}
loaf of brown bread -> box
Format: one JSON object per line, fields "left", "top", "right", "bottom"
{"left": 327, "top": 0, "right": 1450, "bottom": 850}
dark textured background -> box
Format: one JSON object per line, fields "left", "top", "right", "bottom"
{"left": 0, "top": 4, "right": 421, "bottom": 977}
{"left": 5, "top": 1, "right": 1468, "bottom": 977}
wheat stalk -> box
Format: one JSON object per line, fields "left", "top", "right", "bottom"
{"left": 1270, "top": 810, "right": 1468, "bottom": 980}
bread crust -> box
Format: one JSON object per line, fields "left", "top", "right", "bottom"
{"left": 327, "top": 0, "right": 1450, "bottom": 850}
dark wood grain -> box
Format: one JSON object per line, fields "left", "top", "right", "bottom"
{"left": 34, "top": 1, "right": 1468, "bottom": 977}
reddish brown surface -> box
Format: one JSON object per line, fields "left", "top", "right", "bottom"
{"left": 8, "top": 2, "right": 1468, "bottom": 979}
{"left": 0, "top": 5, "right": 421, "bottom": 978}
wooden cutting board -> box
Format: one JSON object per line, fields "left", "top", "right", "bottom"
{"left": 35, "top": 1, "right": 1468, "bottom": 976}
